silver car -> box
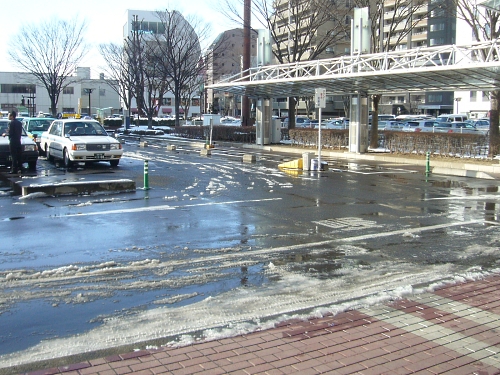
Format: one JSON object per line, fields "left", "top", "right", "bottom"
{"left": 434, "top": 122, "right": 481, "bottom": 134}
{"left": 40, "top": 119, "right": 123, "bottom": 167}
{"left": 402, "top": 120, "right": 443, "bottom": 132}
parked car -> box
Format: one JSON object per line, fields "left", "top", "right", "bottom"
{"left": 39, "top": 119, "right": 123, "bottom": 167}
{"left": 378, "top": 120, "right": 405, "bottom": 131}
{"left": 434, "top": 121, "right": 481, "bottom": 134}
{"left": 220, "top": 118, "right": 241, "bottom": 126}
{"left": 321, "top": 118, "right": 349, "bottom": 129}
{"left": 369, "top": 114, "right": 395, "bottom": 124}
{"left": 220, "top": 116, "right": 238, "bottom": 124}
{"left": 22, "top": 117, "right": 55, "bottom": 155}
{"left": 435, "top": 114, "right": 468, "bottom": 123}
{"left": 395, "top": 115, "right": 434, "bottom": 121}
{"left": 402, "top": 120, "right": 443, "bottom": 132}
{"left": 282, "top": 117, "right": 313, "bottom": 128}
{"left": 0, "top": 119, "right": 38, "bottom": 170}
{"left": 466, "top": 119, "right": 490, "bottom": 135}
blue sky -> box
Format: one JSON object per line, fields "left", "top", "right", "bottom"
{"left": 1, "top": 0, "right": 237, "bottom": 77}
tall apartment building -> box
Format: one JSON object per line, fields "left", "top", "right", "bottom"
{"left": 123, "top": 10, "right": 202, "bottom": 118}
{"left": 270, "top": 0, "right": 352, "bottom": 118}
{"left": 205, "top": 28, "right": 258, "bottom": 117}
{"left": 266, "top": 0, "right": 472, "bottom": 116}
{"left": 378, "top": 0, "right": 458, "bottom": 116}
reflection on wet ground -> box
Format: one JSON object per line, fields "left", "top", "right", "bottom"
{"left": 1, "top": 144, "right": 500, "bottom": 366}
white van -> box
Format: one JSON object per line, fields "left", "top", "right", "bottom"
{"left": 436, "top": 114, "right": 468, "bottom": 123}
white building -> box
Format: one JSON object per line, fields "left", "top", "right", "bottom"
{"left": 452, "top": 15, "right": 490, "bottom": 119}
{"left": 123, "top": 9, "right": 202, "bottom": 119}
{"left": 0, "top": 68, "right": 120, "bottom": 118}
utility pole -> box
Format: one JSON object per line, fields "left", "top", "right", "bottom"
{"left": 242, "top": 0, "right": 251, "bottom": 126}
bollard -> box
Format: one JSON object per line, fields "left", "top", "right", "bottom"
{"left": 144, "top": 159, "right": 150, "bottom": 190}
{"left": 425, "top": 151, "right": 430, "bottom": 175}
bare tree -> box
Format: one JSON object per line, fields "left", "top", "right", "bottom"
{"left": 98, "top": 43, "right": 135, "bottom": 127}
{"left": 152, "top": 10, "right": 210, "bottom": 127}
{"left": 127, "top": 14, "right": 148, "bottom": 124}
{"left": 204, "top": 30, "right": 244, "bottom": 116}
{"left": 8, "top": 17, "right": 88, "bottom": 117}
{"left": 141, "top": 44, "right": 169, "bottom": 127}
{"left": 218, "top": 0, "right": 352, "bottom": 128}
{"left": 350, "top": 0, "right": 434, "bottom": 148}
{"left": 180, "top": 74, "right": 205, "bottom": 120}
{"left": 453, "top": 0, "right": 500, "bottom": 157}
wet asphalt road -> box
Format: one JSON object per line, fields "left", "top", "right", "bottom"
{"left": 0, "top": 137, "right": 499, "bottom": 366}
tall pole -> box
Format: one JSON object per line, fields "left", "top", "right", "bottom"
{"left": 242, "top": 0, "right": 251, "bottom": 126}
{"left": 84, "top": 88, "right": 94, "bottom": 117}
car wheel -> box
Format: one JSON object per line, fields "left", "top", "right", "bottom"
{"left": 46, "top": 145, "right": 54, "bottom": 162}
{"left": 110, "top": 160, "right": 119, "bottom": 167}
{"left": 63, "top": 148, "right": 73, "bottom": 168}
{"left": 28, "top": 161, "right": 37, "bottom": 170}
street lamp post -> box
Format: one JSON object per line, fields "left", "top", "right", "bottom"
{"left": 84, "top": 88, "right": 94, "bottom": 117}
{"left": 455, "top": 97, "right": 462, "bottom": 114}
{"left": 26, "top": 89, "right": 36, "bottom": 117}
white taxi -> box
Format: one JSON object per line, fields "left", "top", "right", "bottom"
{"left": 40, "top": 119, "right": 123, "bottom": 167}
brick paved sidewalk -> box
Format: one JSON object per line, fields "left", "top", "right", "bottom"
{"left": 21, "top": 274, "right": 500, "bottom": 375}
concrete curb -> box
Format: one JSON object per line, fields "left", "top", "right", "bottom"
{"left": 235, "top": 143, "right": 500, "bottom": 178}
{"left": 16, "top": 179, "right": 136, "bottom": 197}
{"left": 432, "top": 167, "right": 495, "bottom": 179}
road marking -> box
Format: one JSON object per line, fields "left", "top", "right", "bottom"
{"left": 337, "top": 220, "right": 483, "bottom": 242}
{"left": 425, "top": 195, "right": 500, "bottom": 201}
{"left": 61, "top": 198, "right": 283, "bottom": 217}
{"left": 313, "top": 217, "right": 382, "bottom": 230}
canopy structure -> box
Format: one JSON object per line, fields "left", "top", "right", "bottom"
{"left": 207, "top": 40, "right": 500, "bottom": 99}
{"left": 478, "top": 0, "right": 500, "bottom": 12}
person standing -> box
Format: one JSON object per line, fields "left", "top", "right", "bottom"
{"left": 2, "top": 111, "right": 23, "bottom": 174}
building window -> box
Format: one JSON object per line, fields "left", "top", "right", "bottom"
{"left": 428, "top": 94, "right": 443, "bottom": 102}
{"left": 62, "top": 107, "right": 75, "bottom": 113}
{"left": 431, "top": 8, "right": 446, "bottom": 17}
{"left": 430, "top": 23, "right": 445, "bottom": 32}
{"left": 63, "top": 87, "right": 74, "bottom": 95}
{"left": 1, "top": 84, "right": 35, "bottom": 94}
{"left": 470, "top": 91, "right": 477, "bottom": 101}
{"left": 99, "top": 88, "right": 106, "bottom": 96}
{"left": 429, "top": 38, "right": 445, "bottom": 46}
{"left": 163, "top": 98, "right": 172, "bottom": 106}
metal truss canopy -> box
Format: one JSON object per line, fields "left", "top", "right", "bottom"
{"left": 207, "top": 40, "right": 500, "bottom": 99}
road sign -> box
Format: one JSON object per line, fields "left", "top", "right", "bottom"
{"left": 315, "top": 88, "right": 326, "bottom": 109}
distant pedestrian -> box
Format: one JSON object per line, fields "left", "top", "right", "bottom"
{"left": 2, "top": 111, "right": 23, "bottom": 174}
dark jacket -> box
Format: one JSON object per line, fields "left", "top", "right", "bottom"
{"left": 7, "top": 119, "right": 23, "bottom": 145}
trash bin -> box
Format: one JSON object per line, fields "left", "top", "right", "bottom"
{"left": 311, "top": 159, "right": 328, "bottom": 171}
{"left": 302, "top": 152, "right": 314, "bottom": 171}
